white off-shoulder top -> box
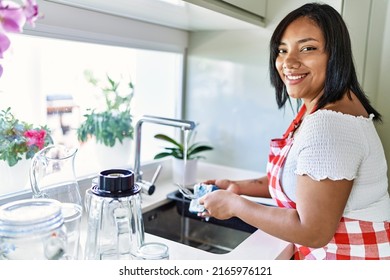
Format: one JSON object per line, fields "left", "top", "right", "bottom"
{"left": 281, "top": 109, "right": 390, "bottom": 222}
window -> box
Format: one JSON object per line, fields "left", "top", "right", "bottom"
{"left": 0, "top": 33, "right": 184, "bottom": 196}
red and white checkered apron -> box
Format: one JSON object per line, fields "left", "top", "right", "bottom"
{"left": 267, "top": 105, "right": 390, "bottom": 260}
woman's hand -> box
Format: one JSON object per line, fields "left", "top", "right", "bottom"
{"left": 202, "top": 179, "right": 240, "bottom": 194}
{"left": 203, "top": 175, "right": 271, "bottom": 198}
{"left": 198, "top": 189, "right": 241, "bottom": 220}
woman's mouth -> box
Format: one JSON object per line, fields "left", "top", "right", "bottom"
{"left": 285, "top": 74, "right": 307, "bottom": 81}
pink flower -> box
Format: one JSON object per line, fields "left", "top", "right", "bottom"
{"left": 0, "top": 32, "right": 10, "bottom": 57}
{"left": 0, "top": 1, "right": 24, "bottom": 57}
{"left": 23, "top": 0, "right": 38, "bottom": 25}
{"left": 24, "top": 129, "right": 47, "bottom": 150}
{"left": 0, "top": 1, "right": 26, "bottom": 33}
{"left": 0, "top": 0, "right": 39, "bottom": 77}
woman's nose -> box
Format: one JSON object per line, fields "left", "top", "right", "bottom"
{"left": 282, "top": 53, "right": 301, "bottom": 69}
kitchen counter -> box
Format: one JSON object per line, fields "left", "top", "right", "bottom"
{"left": 0, "top": 159, "right": 293, "bottom": 260}
{"left": 137, "top": 160, "right": 294, "bottom": 260}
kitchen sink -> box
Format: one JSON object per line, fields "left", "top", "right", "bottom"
{"left": 143, "top": 190, "right": 257, "bottom": 254}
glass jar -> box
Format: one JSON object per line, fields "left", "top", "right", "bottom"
{"left": 0, "top": 198, "right": 67, "bottom": 260}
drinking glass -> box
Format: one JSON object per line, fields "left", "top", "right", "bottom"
{"left": 132, "top": 242, "right": 169, "bottom": 260}
{"left": 61, "top": 203, "right": 83, "bottom": 260}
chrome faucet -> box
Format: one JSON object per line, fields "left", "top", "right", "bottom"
{"left": 133, "top": 115, "right": 196, "bottom": 195}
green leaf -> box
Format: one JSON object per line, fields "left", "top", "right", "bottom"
{"left": 154, "top": 152, "right": 174, "bottom": 159}
{"left": 154, "top": 134, "right": 182, "bottom": 148}
{"left": 188, "top": 145, "right": 213, "bottom": 155}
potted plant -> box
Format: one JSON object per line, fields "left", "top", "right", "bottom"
{"left": 154, "top": 129, "right": 213, "bottom": 185}
{"left": 77, "top": 70, "right": 134, "bottom": 169}
{"left": 0, "top": 107, "right": 53, "bottom": 193}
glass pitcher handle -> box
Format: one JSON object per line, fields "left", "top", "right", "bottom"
{"left": 29, "top": 151, "right": 48, "bottom": 199}
{"left": 113, "top": 207, "right": 131, "bottom": 257}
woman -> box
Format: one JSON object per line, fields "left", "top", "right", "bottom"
{"left": 199, "top": 3, "right": 390, "bottom": 260}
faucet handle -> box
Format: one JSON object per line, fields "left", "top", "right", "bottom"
{"left": 139, "top": 165, "right": 162, "bottom": 195}
{"left": 150, "top": 165, "right": 162, "bottom": 185}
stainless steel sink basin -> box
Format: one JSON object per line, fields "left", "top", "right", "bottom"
{"left": 143, "top": 190, "right": 257, "bottom": 254}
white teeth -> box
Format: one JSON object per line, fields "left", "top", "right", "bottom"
{"left": 286, "top": 74, "right": 306, "bottom": 80}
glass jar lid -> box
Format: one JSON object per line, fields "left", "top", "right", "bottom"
{"left": 0, "top": 198, "right": 64, "bottom": 237}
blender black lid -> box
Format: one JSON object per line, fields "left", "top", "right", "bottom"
{"left": 91, "top": 169, "right": 141, "bottom": 197}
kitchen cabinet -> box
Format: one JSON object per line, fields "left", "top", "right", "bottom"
{"left": 222, "top": 0, "right": 267, "bottom": 17}
{"left": 44, "top": 0, "right": 261, "bottom": 31}
{"left": 182, "top": 0, "right": 266, "bottom": 27}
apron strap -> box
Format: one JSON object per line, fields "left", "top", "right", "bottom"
{"left": 282, "top": 105, "right": 307, "bottom": 139}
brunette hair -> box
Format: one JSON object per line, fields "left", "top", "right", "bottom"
{"left": 269, "top": 3, "right": 381, "bottom": 121}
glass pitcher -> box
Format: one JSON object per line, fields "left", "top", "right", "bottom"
{"left": 29, "top": 144, "right": 82, "bottom": 259}
{"left": 30, "top": 144, "right": 82, "bottom": 206}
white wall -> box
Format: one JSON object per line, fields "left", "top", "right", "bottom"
{"left": 185, "top": 27, "right": 288, "bottom": 171}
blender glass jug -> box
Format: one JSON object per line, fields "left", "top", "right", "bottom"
{"left": 84, "top": 169, "right": 144, "bottom": 260}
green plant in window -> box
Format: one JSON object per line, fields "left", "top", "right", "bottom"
{"left": 153, "top": 129, "right": 213, "bottom": 160}
{"left": 77, "top": 70, "right": 134, "bottom": 147}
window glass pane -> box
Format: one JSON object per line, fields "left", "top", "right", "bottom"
{"left": 0, "top": 34, "right": 182, "bottom": 195}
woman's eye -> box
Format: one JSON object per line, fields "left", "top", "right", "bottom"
{"left": 301, "top": 46, "right": 317, "bottom": 52}
{"left": 278, "top": 49, "right": 287, "bottom": 54}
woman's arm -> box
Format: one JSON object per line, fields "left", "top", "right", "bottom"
{"left": 199, "top": 175, "right": 353, "bottom": 248}
{"left": 203, "top": 175, "right": 271, "bottom": 198}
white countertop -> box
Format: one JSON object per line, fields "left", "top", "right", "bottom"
{"left": 0, "top": 159, "right": 293, "bottom": 260}
{"left": 138, "top": 161, "right": 294, "bottom": 260}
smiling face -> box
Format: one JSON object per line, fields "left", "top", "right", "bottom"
{"left": 275, "top": 16, "right": 328, "bottom": 107}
